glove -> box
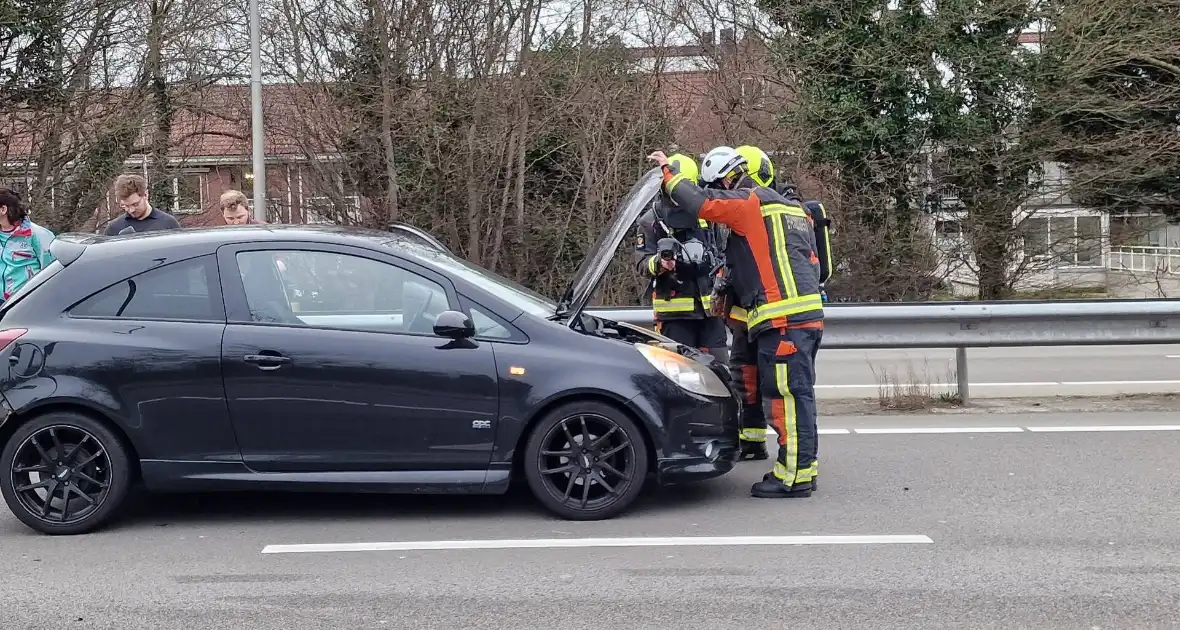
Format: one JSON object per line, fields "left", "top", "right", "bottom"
{"left": 709, "top": 287, "right": 730, "bottom": 318}
{"left": 709, "top": 272, "right": 731, "bottom": 317}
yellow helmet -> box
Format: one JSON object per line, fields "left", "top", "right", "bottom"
{"left": 735, "top": 145, "right": 774, "bottom": 188}
{"left": 666, "top": 153, "right": 700, "bottom": 183}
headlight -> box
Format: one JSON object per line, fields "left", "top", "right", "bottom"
{"left": 634, "top": 343, "right": 731, "bottom": 397}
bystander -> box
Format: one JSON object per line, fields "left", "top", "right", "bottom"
{"left": 220, "top": 190, "right": 267, "bottom": 225}
{"left": 0, "top": 187, "right": 56, "bottom": 304}
{"left": 103, "top": 174, "right": 182, "bottom": 235}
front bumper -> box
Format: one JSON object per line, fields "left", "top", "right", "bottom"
{"left": 632, "top": 386, "right": 741, "bottom": 485}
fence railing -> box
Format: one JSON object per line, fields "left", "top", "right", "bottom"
{"left": 1107, "top": 246, "right": 1180, "bottom": 275}
{"left": 586, "top": 299, "right": 1180, "bottom": 404}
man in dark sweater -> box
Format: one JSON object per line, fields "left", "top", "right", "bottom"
{"left": 103, "top": 174, "right": 182, "bottom": 236}
{"left": 219, "top": 189, "right": 267, "bottom": 225}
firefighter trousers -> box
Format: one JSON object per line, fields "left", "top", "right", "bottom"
{"left": 755, "top": 325, "right": 823, "bottom": 488}
{"left": 727, "top": 318, "right": 766, "bottom": 444}
{"left": 656, "top": 317, "right": 729, "bottom": 364}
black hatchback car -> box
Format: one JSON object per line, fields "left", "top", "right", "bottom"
{"left": 0, "top": 171, "right": 740, "bottom": 535}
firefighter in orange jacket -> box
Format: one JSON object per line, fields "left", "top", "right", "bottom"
{"left": 648, "top": 146, "right": 824, "bottom": 499}
{"left": 723, "top": 145, "right": 836, "bottom": 462}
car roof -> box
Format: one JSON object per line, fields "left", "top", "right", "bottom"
{"left": 55, "top": 224, "right": 427, "bottom": 262}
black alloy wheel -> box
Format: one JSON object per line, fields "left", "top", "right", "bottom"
{"left": 1, "top": 412, "right": 132, "bottom": 535}
{"left": 523, "top": 401, "right": 648, "bottom": 520}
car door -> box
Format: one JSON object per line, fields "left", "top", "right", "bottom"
{"left": 216, "top": 242, "right": 500, "bottom": 473}
{"left": 41, "top": 254, "right": 237, "bottom": 463}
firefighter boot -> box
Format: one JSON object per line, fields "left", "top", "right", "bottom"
{"left": 750, "top": 472, "right": 814, "bottom": 499}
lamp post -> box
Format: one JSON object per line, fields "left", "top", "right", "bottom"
{"left": 249, "top": 0, "right": 266, "bottom": 222}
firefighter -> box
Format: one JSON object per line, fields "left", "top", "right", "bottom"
{"left": 633, "top": 153, "right": 729, "bottom": 364}
{"left": 731, "top": 146, "right": 837, "bottom": 472}
{"left": 709, "top": 144, "right": 773, "bottom": 461}
{"left": 648, "top": 146, "right": 824, "bottom": 499}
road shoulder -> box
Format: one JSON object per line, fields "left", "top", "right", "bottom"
{"left": 820, "top": 392, "right": 1179, "bottom": 417}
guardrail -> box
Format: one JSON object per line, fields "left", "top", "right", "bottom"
{"left": 586, "top": 299, "right": 1180, "bottom": 404}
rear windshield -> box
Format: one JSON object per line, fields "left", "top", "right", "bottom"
{"left": 0, "top": 260, "right": 64, "bottom": 313}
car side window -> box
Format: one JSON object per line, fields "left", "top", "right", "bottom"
{"left": 69, "top": 256, "right": 221, "bottom": 322}
{"left": 235, "top": 249, "right": 451, "bottom": 335}
{"left": 468, "top": 304, "right": 512, "bottom": 340}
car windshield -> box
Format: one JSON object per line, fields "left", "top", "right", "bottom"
{"left": 381, "top": 238, "right": 556, "bottom": 318}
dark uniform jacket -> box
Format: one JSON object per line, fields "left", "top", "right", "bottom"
{"left": 633, "top": 203, "right": 721, "bottom": 321}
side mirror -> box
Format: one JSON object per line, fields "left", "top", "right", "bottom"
{"left": 433, "top": 310, "right": 476, "bottom": 339}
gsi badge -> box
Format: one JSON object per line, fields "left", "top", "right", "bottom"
{"left": 472, "top": 420, "right": 492, "bottom": 430}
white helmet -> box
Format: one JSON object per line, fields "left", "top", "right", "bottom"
{"left": 699, "top": 146, "right": 747, "bottom": 184}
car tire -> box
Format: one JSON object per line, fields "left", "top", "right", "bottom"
{"left": 1, "top": 411, "right": 133, "bottom": 535}
{"left": 523, "top": 400, "right": 649, "bottom": 521}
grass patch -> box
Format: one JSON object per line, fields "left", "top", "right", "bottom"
{"left": 869, "top": 358, "right": 963, "bottom": 411}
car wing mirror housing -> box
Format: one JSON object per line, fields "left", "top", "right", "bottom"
{"left": 434, "top": 310, "right": 476, "bottom": 339}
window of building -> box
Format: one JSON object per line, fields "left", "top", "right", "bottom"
{"left": 299, "top": 164, "right": 363, "bottom": 225}
{"left": 739, "top": 75, "right": 769, "bottom": 101}
{"left": 1021, "top": 215, "right": 1103, "bottom": 266}
{"left": 173, "top": 173, "right": 204, "bottom": 215}
{"left": 1021, "top": 217, "right": 1049, "bottom": 259}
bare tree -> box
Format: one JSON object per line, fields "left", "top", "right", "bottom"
{"left": 1, "top": 0, "right": 249, "bottom": 232}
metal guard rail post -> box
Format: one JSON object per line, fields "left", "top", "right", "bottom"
{"left": 586, "top": 299, "right": 1180, "bottom": 404}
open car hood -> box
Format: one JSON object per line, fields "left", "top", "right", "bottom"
{"left": 555, "top": 166, "right": 662, "bottom": 323}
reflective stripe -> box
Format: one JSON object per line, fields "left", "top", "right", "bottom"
{"left": 776, "top": 461, "right": 816, "bottom": 485}
{"left": 771, "top": 362, "right": 799, "bottom": 485}
{"left": 747, "top": 295, "right": 824, "bottom": 327}
{"left": 667, "top": 173, "right": 690, "bottom": 195}
{"left": 760, "top": 203, "right": 809, "bottom": 219}
{"left": 653, "top": 297, "right": 697, "bottom": 313}
{"left": 769, "top": 214, "right": 799, "bottom": 300}
{"left": 728, "top": 306, "right": 748, "bottom": 322}
{"left": 698, "top": 218, "right": 708, "bottom": 228}
{"left": 652, "top": 294, "right": 713, "bottom": 313}
{"left": 818, "top": 203, "right": 834, "bottom": 280}
{"left": 740, "top": 428, "right": 766, "bottom": 443}
{"left": 647, "top": 255, "right": 659, "bottom": 275}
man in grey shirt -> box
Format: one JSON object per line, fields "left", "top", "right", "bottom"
{"left": 103, "top": 173, "right": 182, "bottom": 236}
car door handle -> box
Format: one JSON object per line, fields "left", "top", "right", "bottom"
{"left": 243, "top": 354, "right": 291, "bottom": 370}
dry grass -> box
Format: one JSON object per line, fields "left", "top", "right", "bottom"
{"left": 869, "top": 358, "right": 964, "bottom": 410}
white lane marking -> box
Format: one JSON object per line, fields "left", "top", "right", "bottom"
{"left": 852, "top": 426, "right": 1025, "bottom": 434}
{"left": 818, "top": 380, "right": 1180, "bottom": 389}
{"left": 1060, "top": 380, "right": 1180, "bottom": 386}
{"left": 1167, "top": 355, "right": 1180, "bottom": 359}
{"left": 1026, "top": 425, "right": 1180, "bottom": 433}
{"left": 779, "top": 425, "right": 1180, "bottom": 435}
{"left": 260, "top": 534, "right": 935, "bottom": 554}
{"left": 816, "top": 382, "right": 1053, "bottom": 389}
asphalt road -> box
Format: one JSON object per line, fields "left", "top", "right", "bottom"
{"left": 817, "top": 343, "right": 1180, "bottom": 399}
{"left": 4, "top": 412, "right": 1180, "bottom": 629}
